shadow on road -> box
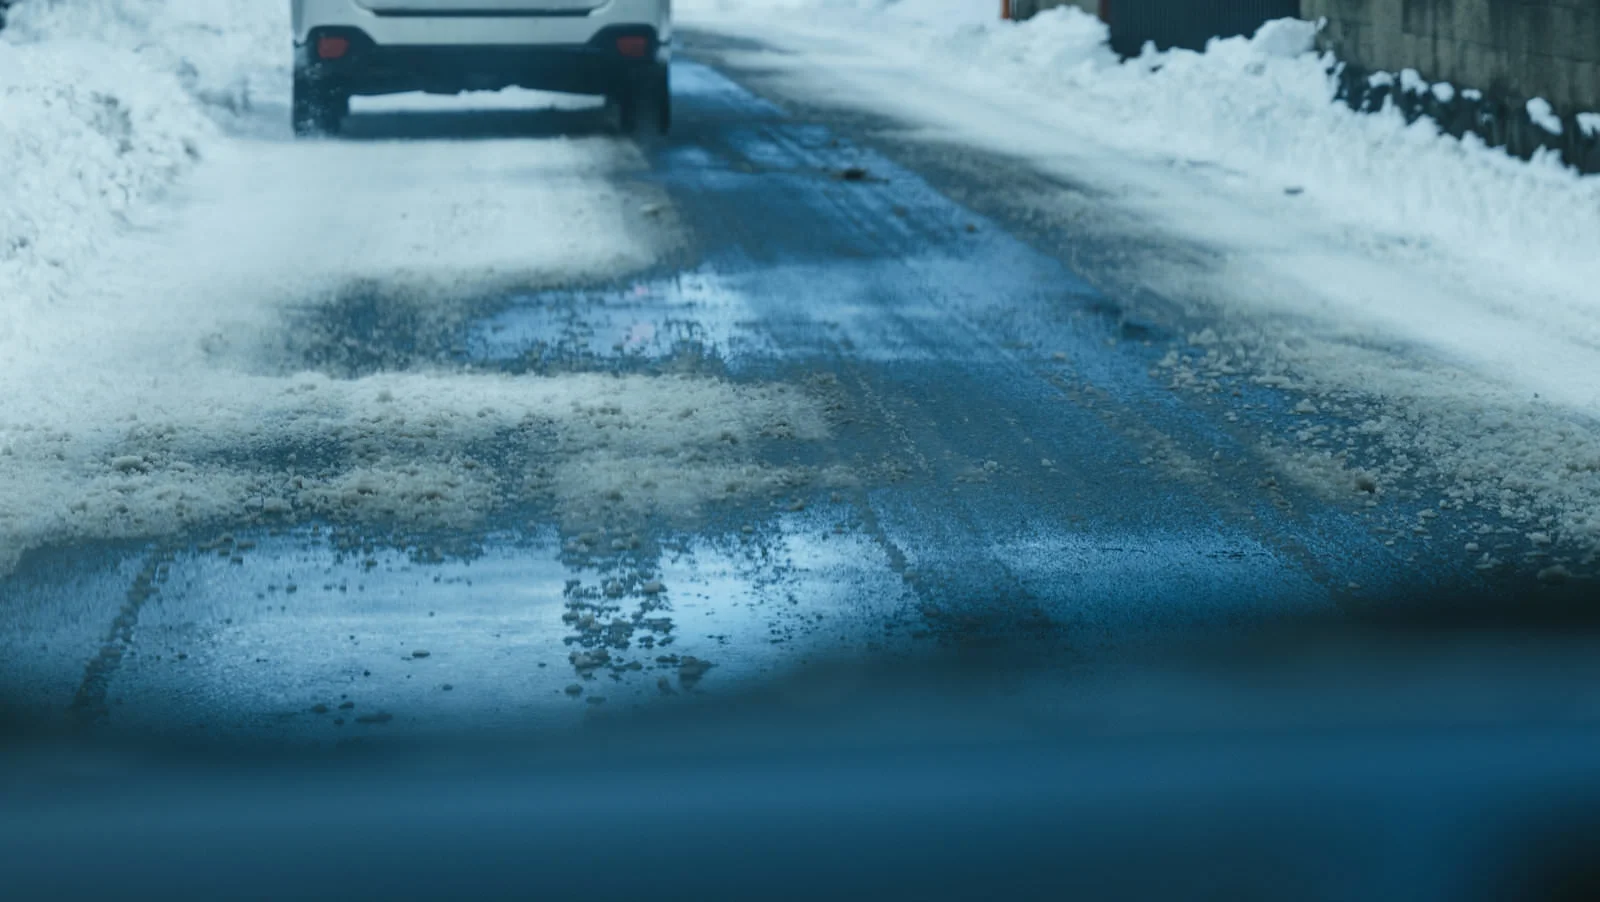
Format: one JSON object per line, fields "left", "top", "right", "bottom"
{"left": 339, "top": 105, "right": 615, "bottom": 141}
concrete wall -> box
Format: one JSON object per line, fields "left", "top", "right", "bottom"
{"left": 1305, "top": 0, "right": 1600, "bottom": 171}
{"left": 1304, "top": 0, "right": 1600, "bottom": 113}
{"left": 1017, "top": 2, "right": 1301, "bottom": 54}
{"left": 1013, "top": 0, "right": 1100, "bottom": 21}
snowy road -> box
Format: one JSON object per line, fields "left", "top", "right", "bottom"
{"left": 1, "top": 41, "right": 1588, "bottom": 743}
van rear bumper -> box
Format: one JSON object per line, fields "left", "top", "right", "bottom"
{"left": 295, "top": 25, "right": 666, "bottom": 97}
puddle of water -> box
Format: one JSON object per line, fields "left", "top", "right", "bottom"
{"left": 87, "top": 509, "right": 916, "bottom": 740}
{"left": 653, "top": 508, "right": 920, "bottom": 684}
{"left": 467, "top": 267, "right": 778, "bottom": 367}
{"left": 108, "top": 529, "right": 581, "bottom": 737}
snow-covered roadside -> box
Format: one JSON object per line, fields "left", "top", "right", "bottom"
{"left": 0, "top": 1, "right": 825, "bottom": 577}
{"left": 0, "top": 40, "right": 211, "bottom": 339}
{"left": 683, "top": 0, "right": 1600, "bottom": 556}
{"left": 3, "top": 0, "right": 290, "bottom": 117}
{"left": 1, "top": 0, "right": 290, "bottom": 340}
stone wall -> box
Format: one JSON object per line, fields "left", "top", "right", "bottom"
{"left": 1305, "top": 0, "right": 1600, "bottom": 112}
{"left": 1305, "top": 0, "right": 1600, "bottom": 171}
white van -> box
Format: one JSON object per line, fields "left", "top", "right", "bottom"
{"left": 289, "top": 0, "right": 672, "bottom": 136}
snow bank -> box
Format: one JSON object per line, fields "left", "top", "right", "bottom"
{"left": 3, "top": 0, "right": 291, "bottom": 117}
{"left": 688, "top": 3, "right": 1600, "bottom": 291}
{"left": 933, "top": 9, "right": 1600, "bottom": 282}
{"left": 0, "top": 40, "right": 213, "bottom": 344}
{"left": 1, "top": 0, "right": 292, "bottom": 328}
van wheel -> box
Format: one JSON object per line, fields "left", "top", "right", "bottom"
{"left": 293, "top": 75, "right": 348, "bottom": 138}
{"left": 615, "top": 64, "right": 670, "bottom": 137}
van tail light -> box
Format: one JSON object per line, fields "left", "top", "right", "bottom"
{"left": 317, "top": 35, "right": 350, "bottom": 60}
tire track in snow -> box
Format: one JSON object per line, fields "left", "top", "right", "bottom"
{"left": 68, "top": 549, "right": 172, "bottom": 727}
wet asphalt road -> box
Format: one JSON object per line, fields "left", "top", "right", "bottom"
{"left": 0, "top": 45, "right": 1530, "bottom": 744}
